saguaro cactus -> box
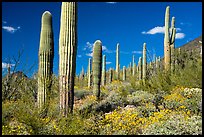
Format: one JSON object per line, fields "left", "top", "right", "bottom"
{"left": 88, "top": 58, "right": 92, "bottom": 88}
{"left": 102, "top": 55, "right": 106, "bottom": 86}
{"left": 38, "top": 11, "right": 54, "bottom": 109}
{"left": 92, "top": 40, "right": 102, "bottom": 99}
{"left": 132, "top": 55, "right": 135, "bottom": 76}
{"left": 109, "top": 68, "right": 113, "bottom": 83}
{"left": 142, "top": 43, "right": 147, "bottom": 82}
{"left": 116, "top": 43, "right": 120, "bottom": 80}
{"left": 123, "top": 66, "right": 126, "bottom": 81}
{"left": 164, "top": 6, "right": 176, "bottom": 71}
{"left": 138, "top": 57, "right": 142, "bottom": 80}
{"left": 59, "top": 2, "right": 77, "bottom": 115}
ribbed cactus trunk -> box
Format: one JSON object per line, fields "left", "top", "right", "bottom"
{"left": 170, "top": 17, "right": 176, "bottom": 73}
{"left": 109, "top": 68, "right": 113, "bottom": 83}
{"left": 142, "top": 43, "right": 147, "bottom": 83}
{"left": 132, "top": 55, "right": 135, "bottom": 76}
{"left": 164, "top": 6, "right": 176, "bottom": 71}
{"left": 59, "top": 2, "right": 77, "bottom": 115}
{"left": 92, "top": 40, "right": 102, "bottom": 99}
{"left": 123, "top": 66, "right": 126, "bottom": 81}
{"left": 116, "top": 43, "right": 120, "bottom": 80}
{"left": 102, "top": 55, "right": 106, "bottom": 86}
{"left": 138, "top": 57, "right": 142, "bottom": 80}
{"left": 38, "top": 11, "right": 54, "bottom": 110}
{"left": 88, "top": 58, "right": 92, "bottom": 89}
{"left": 129, "top": 62, "right": 132, "bottom": 76}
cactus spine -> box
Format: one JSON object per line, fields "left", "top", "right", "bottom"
{"left": 102, "top": 55, "right": 106, "bottom": 86}
{"left": 59, "top": 2, "right": 77, "bottom": 115}
{"left": 88, "top": 58, "right": 92, "bottom": 88}
{"left": 164, "top": 6, "right": 176, "bottom": 71}
{"left": 92, "top": 40, "right": 102, "bottom": 99}
{"left": 37, "top": 11, "right": 54, "bottom": 110}
{"left": 142, "top": 43, "right": 147, "bottom": 83}
{"left": 116, "top": 43, "right": 120, "bottom": 80}
{"left": 123, "top": 66, "right": 126, "bottom": 81}
{"left": 138, "top": 57, "right": 142, "bottom": 80}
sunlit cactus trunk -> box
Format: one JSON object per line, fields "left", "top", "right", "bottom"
{"left": 92, "top": 40, "right": 102, "bottom": 99}
{"left": 129, "top": 62, "right": 132, "bottom": 76}
{"left": 142, "top": 43, "right": 147, "bottom": 83}
{"left": 138, "top": 57, "right": 142, "bottom": 80}
{"left": 115, "top": 43, "right": 120, "bottom": 80}
{"left": 88, "top": 58, "right": 92, "bottom": 89}
{"left": 109, "top": 68, "right": 113, "bottom": 83}
{"left": 170, "top": 17, "right": 176, "bottom": 73}
{"left": 132, "top": 55, "right": 135, "bottom": 76}
{"left": 164, "top": 6, "right": 176, "bottom": 72}
{"left": 59, "top": 2, "right": 77, "bottom": 115}
{"left": 38, "top": 11, "right": 54, "bottom": 110}
{"left": 123, "top": 66, "right": 126, "bottom": 81}
{"left": 102, "top": 55, "right": 106, "bottom": 86}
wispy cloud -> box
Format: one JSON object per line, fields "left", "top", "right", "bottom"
{"left": 2, "top": 21, "right": 7, "bottom": 24}
{"left": 142, "top": 26, "right": 181, "bottom": 35}
{"left": 175, "top": 33, "right": 185, "bottom": 39}
{"left": 2, "top": 62, "right": 15, "bottom": 69}
{"left": 86, "top": 53, "right": 93, "bottom": 57}
{"left": 106, "top": 2, "right": 117, "bottom": 4}
{"left": 132, "top": 51, "right": 142, "bottom": 54}
{"left": 77, "top": 55, "right": 82, "bottom": 58}
{"left": 106, "top": 62, "right": 112, "bottom": 64}
{"left": 180, "top": 22, "right": 191, "bottom": 26}
{"left": 2, "top": 25, "right": 21, "bottom": 33}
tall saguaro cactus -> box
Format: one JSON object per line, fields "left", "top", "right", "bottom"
{"left": 59, "top": 2, "right": 77, "bottom": 115}
{"left": 38, "top": 11, "right": 54, "bottom": 110}
{"left": 116, "top": 43, "right": 120, "bottom": 80}
{"left": 142, "top": 43, "right": 147, "bottom": 82}
{"left": 123, "top": 66, "right": 126, "bottom": 81}
{"left": 132, "top": 55, "right": 135, "bottom": 76}
{"left": 102, "top": 55, "right": 106, "bottom": 86}
{"left": 138, "top": 57, "right": 142, "bottom": 80}
{"left": 109, "top": 68, "right": 113, "bottom": 83}
{"left": 164, "top": 6, "right": 176, "bottom": 71}
{"left": 88, "top": 58, "right": 92, "bottom": 88}
{"left": 92, "top": 40, "right": 102, "bottom": 99}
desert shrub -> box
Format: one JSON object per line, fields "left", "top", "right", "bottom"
{"left": 78, "top": 95, "right": 98, "bottom": 114}
{"left": 142, "top": 113, "right": 202, "bottom": 135}
{"left": 75, "top": 90, "right": 91, "bottom": 99}
{"left": 127, "top": 90, "right": 155, "bottom": 106}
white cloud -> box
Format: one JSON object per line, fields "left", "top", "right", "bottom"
{"left": 2, "top": 62, "right": 15, "bottom": 69}
{"left": 2, "top": 26, "right": 21, "bottom": 33}
{"left": 142, "top": 26, "right": 165, "bottom": 34}
{"left": 83, "top": 42, "right": 93, "bottom": 51}
{"left": 132, "top": 51, "right": 142, "bottom": 54}
{"left": 142, "top": 26, "right": 181, "bottom": 35}
{"left": 106, "top": 2, "right": 117, "bottom": 4}
{"left": 175, "top": 33, "right": 185, "bottom": 39}
{"left": 2, "top": 21, "right": 7, "bottom": 24}
{"left": 86, "top": 53, "right": 93, "bottom": 57}
{"left": 77, "top": 55, "right": 82, "bottom": 58}
{"left": 106, "top": 62, "right": 112, "bottom": 64}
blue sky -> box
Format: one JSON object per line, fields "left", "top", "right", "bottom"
{"left": 2, "top": 2, "right": 202, "bottom": 77}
